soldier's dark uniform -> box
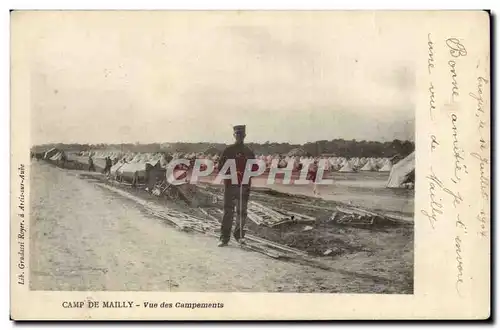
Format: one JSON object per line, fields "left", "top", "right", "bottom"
{"left": 218, "top": 125, "right": 255, "bottom": 245}
{"left": 88, "top": 156, "right": 96, "bottom": 172}
{"left": 103, "top": 157, "right": 113, "bottom": 175}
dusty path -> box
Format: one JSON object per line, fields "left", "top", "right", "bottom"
{"left": 29, "top": 161, "right": 408, "bottom": 293}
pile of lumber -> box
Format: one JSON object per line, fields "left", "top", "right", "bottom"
{"left": 196, "top": 185, "right": 316, "bottom": 227}
{"left": 291, "top": 202, "right": 409, "bottom": 226}
{"left": 331, "top": 206, "right": 378, "bottom": 226}
{"left": 247, "top": 201, "right": 316, "bottom": 227}
{"left": 93, "top": 182, "right": 215, "bottom": 233}
{"left": 87, "top": 179, "right": 310, "bottom": 260}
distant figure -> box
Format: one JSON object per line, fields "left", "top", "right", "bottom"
{"left": 88, "top": 155, "right": 96, "bottom": 172}
{"left": 159, "top": 153, "right": 168, "bottom": 169}
{"left": 297, "top": 162, "right": 303, "bottom": 172}
{"left": 60, "top": 152, "right": 67, "bottom": 168}
{"left": 103, "top": 156, "right": 112, "bottom": 175}
{"left": 307, "top": 161, "right": 320, "bottom": 196}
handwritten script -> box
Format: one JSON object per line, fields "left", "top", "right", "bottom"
{"left": 450, "top": 113, "right": 467, "bottom": 184}
{"left": 455, "top": 234, "right": 464, "bottom": 296}
{"left": 421, "top": 168, "right": 463, "bottom": 228}
{"left": 446, "top": 38, "right": 468, "bottom": 103}
{"left": 428, "top": 33, "right": 435, "bottom": 74}
{"left": 424, "top": 34, "right": 489, "bottom": 298}
{"left": 470, "top": 75, "right": 490, "bottom": 240}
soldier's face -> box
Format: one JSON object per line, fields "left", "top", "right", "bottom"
{"left": 234, "top": 132, "right": 245, "bottom": 143}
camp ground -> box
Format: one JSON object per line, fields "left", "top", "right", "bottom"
{"left": 30, "top": 147, "right": 414, "bottom": 293}
{"left": 41, "top": 148, "right": 415, "bottom": 216}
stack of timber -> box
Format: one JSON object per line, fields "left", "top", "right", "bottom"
{"left": 196, "top": 185, "right": 315, "bottom": 227}
{"left": 88, "top": 180, "right": 309, "bottom": 260}
{"left": 247, "top": 201, "right": 315, "bottom": 227}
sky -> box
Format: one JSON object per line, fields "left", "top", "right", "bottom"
{"left": 25, "top": 11, "right": 416, "bottom": 145}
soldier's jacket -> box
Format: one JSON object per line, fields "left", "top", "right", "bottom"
{"left": 218, "top": 143, "right": 256, "bottom": 186}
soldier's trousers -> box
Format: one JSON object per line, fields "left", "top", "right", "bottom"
{"left": 103, "top": 165, "right": 111, "bottom": 175}
{"left": 220, "top": 185, "right": 250, "bottom": 243}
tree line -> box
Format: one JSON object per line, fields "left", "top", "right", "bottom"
{"left": 32, "top": 139, "right": 415, "bottom": 159}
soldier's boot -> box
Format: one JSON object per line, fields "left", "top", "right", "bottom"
{"left": 217, "top": 240, "right": 228, "bottom": 247}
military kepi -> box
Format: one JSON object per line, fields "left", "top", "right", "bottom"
{"left": 233, "top": 125, "right": 246, "bottom": 134}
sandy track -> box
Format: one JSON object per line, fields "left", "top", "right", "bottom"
{"left": 29, "top": 161, "right": 409, "bottom": 293}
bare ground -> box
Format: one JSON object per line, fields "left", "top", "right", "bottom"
{"left": 29, "top": 161, "right": 413, "bottom": 293}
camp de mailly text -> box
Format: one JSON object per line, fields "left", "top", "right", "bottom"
{"left": 62, "top": 300, "right": 224, "bottom": 309}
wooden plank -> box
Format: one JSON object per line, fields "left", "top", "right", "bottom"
{"left": 380, "top": 212, "right": 413, "bottom": 223}
{"left": 247, "top": 211, "right": 264, "bottom": 225}
{"left": 348, "top": 206, "right": 413, "bottom": 223}
{"left": 336, "top": 206, "right": 357, "bottom": 215}
{"left": 268, "top": 219, "right": 297, "bottom": 228}
{"left": 239, "top": 243, "right": 282, "bottom": 259}
{"left": 250, "top": 201, "right": 288, "bottom": 220}
{"left": 198, "top": 207, "right": 222, "bottom": 225}
{"left": 249, "top": 202, "right": 292, "bottom": 226}
{"left": 349, "top": 206, "right": 379, "bottom": 217}
{"left": 199, "top": 207, "right": 210, "bottom": 217}
{"left": 278, "top": 209, "right": 316, "bottom": 222}
{"left": 245, "top": 234, "right": 309, "bottom": 257}
{"left": 292, "top": 202, "right": 336, "bottom": 212}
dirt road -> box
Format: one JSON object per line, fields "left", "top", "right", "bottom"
{"left": 29, "top": 161, "right": 410, "bottom": 293}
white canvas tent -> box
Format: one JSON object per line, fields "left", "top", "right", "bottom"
{"left": 378, "top": 161, "right": 393, "bottom": 172}
{"left": 328, "top": 160, "right": 341, "bottom": 171}
{"left": 359, "top": 162, "right": 376, "bottom": 171}
{"left": 338, "top": 162, "right": 355, "bottom": 172}
{"left": 287, "top": 148, "right": 309, "bottom": 157}
{"left": 49, "top": 151, "right": 65, "bottom": 161}
{"left": 386, "top": 152, "right": 415, "bottom": 188}
{"left": 44, "top": 148, "right": 58, "bottom": 160}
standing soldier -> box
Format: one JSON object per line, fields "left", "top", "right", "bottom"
{"left": 103, "top": 156, "right": 113, "bottom": 176}
{"left": 217, "top": 125, "right": 255, "bottom": 247}
{"left": 307, "top": 159, "right": 320, "bottom": 196}
{"left": 60, "top": 151, "right": 67, "bottom": 169}
{"left": 88, "top": 154, "right": 96, "bottom": 172}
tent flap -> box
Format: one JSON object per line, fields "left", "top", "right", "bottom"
{"left": 386, "top": 152, "right": 415, "bottom": 188}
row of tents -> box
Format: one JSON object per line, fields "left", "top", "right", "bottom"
{"left": 38, "top": 147, "right": 67, "bottom": 162}
{"left": 40, "top": 148, "right": 414, "bottom": 189}
{"left": 78, "top": 150, "right": 394, "bottom": 172}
